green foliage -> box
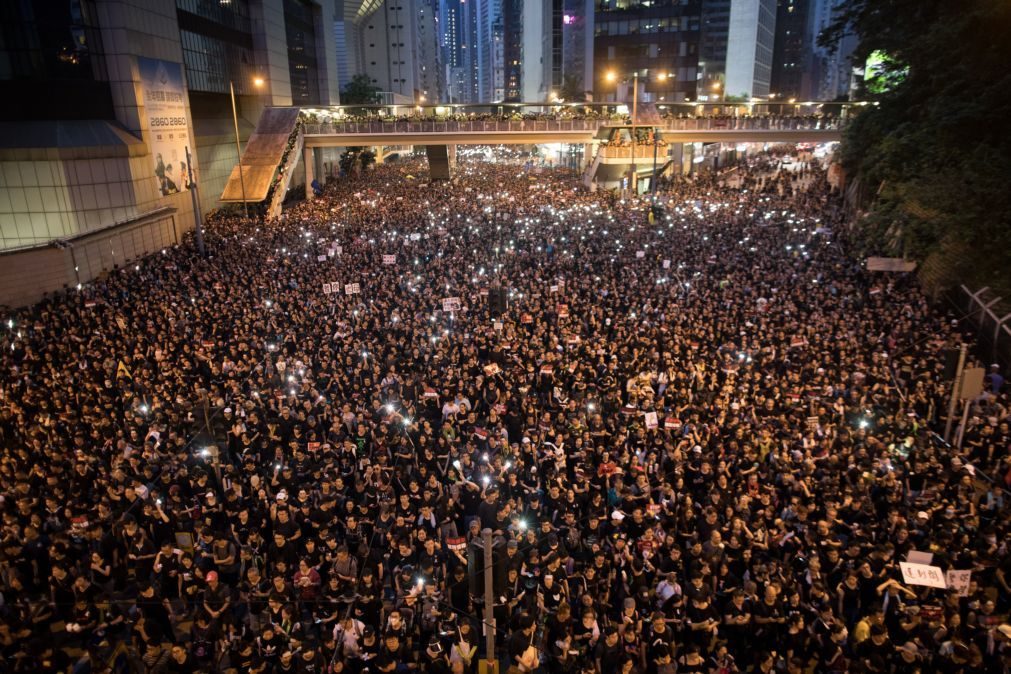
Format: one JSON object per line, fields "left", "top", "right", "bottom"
{"left": 822, "top": 0, "right": 1011, "bottom": 294}
{"left": 341, "top": 74, "right": 381, "bottom": 105}
{"left": 558, "top": 74, "right": 586, "bottom": 102}
{"left": 359, "top": 149, "right": 376, "bottom": 170}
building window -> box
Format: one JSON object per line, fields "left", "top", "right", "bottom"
{"left": 283, "top": 0, "right": 319, "bottom": 105}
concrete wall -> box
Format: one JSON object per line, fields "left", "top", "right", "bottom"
{"left": 0, "top": 210, "right": 181, "bottom": 308}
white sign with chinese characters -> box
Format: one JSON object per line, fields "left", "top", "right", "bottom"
{"left": 899, "top": 562, "right": 947, "bottom": 589}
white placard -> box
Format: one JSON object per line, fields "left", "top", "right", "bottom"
{"left": 662, "top": 259, "right": 671, "bottom": 269}
{"left": 317, "top": 255, "right": 327, "bottom": 262}
{"left": 345, "top": 283, "right": 360, "bottom": 296}
{"left": 323, "top": 283, "right": 332, "bottom": 295}
{"left": 493, "top": 321, "right": 503, "bottom": 332}
{"left": 899, "top": 562, "right": 947, "bottom": 589}
{"left": 382, "top": 254, "right": 396, "bottom": 265}
{"left": 334, "top": 245, "right": 343, "bottom": 255}
{"left": 549, "top": 285, "right": 559, "bottom": 293}
{"left": 410, "top": 233, "right": 421, "bottom": 241}
{"left": 442, "top": 297, "right": 461, "bottom": 312}
{"left": 907, "top": 550, "right": 934, "bottom": 565}
{"left": 945, "top": 570, "right": 971, "bottom": 597}
{"left": 636, "top": 251, "right": 646, "bottom": 259}
{"left": 644, "top": 411, "right": 659, "bottom": 429}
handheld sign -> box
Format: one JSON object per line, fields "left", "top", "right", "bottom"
{"left": 945, "top": 570, "right": 971, "bottom": 597}
{"left": 323, "top": 283, "right": 332, "bottom": 295}
{"left": 899, "top": 562, "right": 947, "bottom": 589}
{"left": 382, "top": 254, "right": 396, "bottom": 265}
{"left": 442, "top": 297, "right": 461, "bottom": 312}
{"left": 345, "top": 283, "right": 360, "bottom": 296}
{"left": 644, "top": 411, "right": 659, "bottom": 430}
{"left": 636, "top": 251, "right": 646, "bottom": 259}
{"left": 662, "top": 259, "right": 671, "bottom": 269}
{"left": 317, "top": 255, "right": 326, "bottom": 262}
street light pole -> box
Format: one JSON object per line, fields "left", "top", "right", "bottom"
{"left": 650, "top": 129, "right": 659, "bottom": 206}
{"left": 184, "top": 145, "right": 205, "bottom": 256}
{"left": 229, "top": 80, "right": 249, "bottom": 219}
{"left": 630, "top": 72, "right": 638, "bottom": 195}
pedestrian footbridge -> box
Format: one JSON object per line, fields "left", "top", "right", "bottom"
{"left": 220, "top": 104, "right": 849, "bottom": 217}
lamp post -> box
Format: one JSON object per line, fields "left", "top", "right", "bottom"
{"left": 229, "top": 77, "right": 265, "bottom": 219}
{"left": 605, "top": 70, "right": 639, "bottom": 194}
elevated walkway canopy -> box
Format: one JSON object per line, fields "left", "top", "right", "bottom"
{"left": 220, "top": 108, "right": 301, "bottom": 203}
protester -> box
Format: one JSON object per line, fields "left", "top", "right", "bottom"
{"left": 0, "top": 148, "right": 1008, "bottom": 674}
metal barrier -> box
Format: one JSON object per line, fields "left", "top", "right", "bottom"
{"left": 951, "top": 285, "right": 1011, "bottom": 368}
{"left": 302, "top": 116, "right": 842, "bottom": 137}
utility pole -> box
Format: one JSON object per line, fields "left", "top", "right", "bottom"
{"left": 629, "top": 72, "right": 638, "bottom": 195}
{"left": 650, "top": 127, "right": 660, "bottom": 207}
{"left": 482, "top": 528, "right": 496, "bottom": 669}
{"left": 943, "top": 342, "right": 968, "bottom": 442}
{"left": 229, "top": 80, "right": 249, "bottom": 219}
{"left": 185, "top": 146, "right": 205, "bottom": 256}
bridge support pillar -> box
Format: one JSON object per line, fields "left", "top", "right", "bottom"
{"left": 448, "top": 144, "right": 458, "bottom": 169}
{"left": 304, "top": 147, "right": 315, "bottom": 200}
{"left": 426, "top": 145, "right": 453, "bottom": 181}
{"left": 582, "top": 143, "right": 593, "bottom": 169}
{"left": 314, "top": 148, "right": 326, "bottom": 187}
{"left": 373, "top": 146, "right": 385, "bottom": 164}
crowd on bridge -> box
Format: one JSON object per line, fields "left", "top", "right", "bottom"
{"left": 301, "top": 109, "right": 842, "bottom": 131}
{"left": 0, "top": 150, "right": 1009, "bottom": 674}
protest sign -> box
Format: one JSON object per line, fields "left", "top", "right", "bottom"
{"left": 899, "top": 562, "right": 947, "bottom": 589}
{"left": 382, "top": 254, "right": 396, "bottom": 265}
{"left": 945, "top": 569, "right": 971, "bottom": 597}
{"left": 442, "top": 297, "right": 461, "bottom": 312}
{"left": 644, "top": 411, "right": 659, "bottom": 429}
{"left": 345, "top": 283, "right": 360, "bottom": 296}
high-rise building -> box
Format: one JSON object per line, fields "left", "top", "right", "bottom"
{"left": 0, "top": 0, "right": 340, "bottom": 306}
{"left": 724, "top": 0, "right": 776, "bottom": 99}
{"left": 560, "top": 0, "right": 595, "bottom": 100}
{"left": 416, "top": 0, "right": 445, "bottom": 102}
{"left": 593, "top": 0, "right": 703, "bottom": 104}
{"left": 338, "top": 0, "right": 420, "bottom": 101}
{"left": 770, "top": 0, "right": 819, "bottom": 100}
{"left": 699, "top": 0, "right": 731, "bottom": 94}
{"left": 811, "top": 0, "right": 856, "bottom": 100}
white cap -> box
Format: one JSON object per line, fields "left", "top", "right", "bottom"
{"left": 611, "top": 510, "right": 625, "bottom": 521}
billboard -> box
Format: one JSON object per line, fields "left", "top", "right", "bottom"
{"left": 138, "top": 57, "right": 191, "bottom": 196}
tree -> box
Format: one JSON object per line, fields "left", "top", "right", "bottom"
{"left": 820, "top": 0, "right": 1011, "bottom": 295}
{"left": 359, "top": 149, "right": 376, "bottom": 171}
{"left": 341, "top": 74, "right": 381, "bottom": 105}
{"left": 557, "top": 74, "right": 586, "bottom": 103}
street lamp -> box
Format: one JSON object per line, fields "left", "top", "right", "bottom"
{"left": 603, "top": 70, "right": 640, "bottom": 192}
{"left": 230, "top": 76, "right": 265, "bottom": 219}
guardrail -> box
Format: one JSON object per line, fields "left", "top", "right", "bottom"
{"left": 301, "top": 116, "right": 843, "bottom": 136}
{"left": 950, "top": 286, "right": 1011, "bottom": 369}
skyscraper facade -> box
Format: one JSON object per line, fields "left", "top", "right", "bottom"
{"left": 770, "top": 0, "right": 818, "bottom": 100}
{"left": 593, "top": 0, "right": 703, "bottom": 104}
{"left": 724, "top": 0, "right": 776, "bottom": 98}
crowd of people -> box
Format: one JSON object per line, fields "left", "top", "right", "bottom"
{"left": 0, "top": 148, "right": 1009, "bottom": 674}
{"left": 301, "top": 108, "right": 842, "bottom": 130}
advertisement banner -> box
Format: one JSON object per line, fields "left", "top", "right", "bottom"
{"left": 138, "top": 57, "right": 191, "bottom": 196}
